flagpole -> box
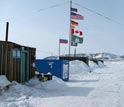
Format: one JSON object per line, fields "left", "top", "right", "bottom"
{"left": 69, "top": 0, "right": 72, "bottom": 57}
{"left": 74, "top": 48, "right": 76, "bottom": 57}
{"left": 59, "top": 39, "right": 60, "bottom": 57}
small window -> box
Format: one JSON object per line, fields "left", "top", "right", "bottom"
{"left": 13, "top": 49, "right": 21, "bottom": 58}
{"left": 17, "top": 50, "right": 21, "bottom": 57}
{"left": 13, "top": 49, "right": 16, "bottom": 58}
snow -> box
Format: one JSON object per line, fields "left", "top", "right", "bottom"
{"left": 69, "top": 60, "right": 91, "bottom": 80}
{"left": 1, "top": 59, "right": 124, "bottom": 107}
{"left": 27, "top": 76, "right": 67, "bottom": 91}
{"left": 0, "top": 75, "right": 11, "bottom": 87}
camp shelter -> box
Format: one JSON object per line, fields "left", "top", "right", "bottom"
{"left": 0, "top": 41, "right": 36, "bottom": 83}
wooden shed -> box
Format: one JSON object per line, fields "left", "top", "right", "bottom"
{"left": 0, "top": 41, "right": 36, "bottom": 83}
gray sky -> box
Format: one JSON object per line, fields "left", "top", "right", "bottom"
{"left": 0, "top": 0, "right": 124, "bottom": 58}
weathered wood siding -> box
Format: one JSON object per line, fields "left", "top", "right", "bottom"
{"left": 0, "top": 41, "right": 36, "bottom": 82}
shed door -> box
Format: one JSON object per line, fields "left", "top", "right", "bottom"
{"left": 21, "top": 52, "right": 27, "bottom": 82}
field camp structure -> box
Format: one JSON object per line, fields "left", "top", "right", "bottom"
{"left": 0, "top": 41, "right": 36, "bottom": 83}
{"left": 0, "top": 22, "right": 36, "bottom": 83}
{"left": 0, "top": 1, "right": 105, "bottom": 83}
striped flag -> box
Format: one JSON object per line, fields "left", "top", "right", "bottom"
{"left": 59, "top": 39, "right": 68, "bottom": 44}
{"left": 71, "top": 20, "right": 78, "bottom": 27}
{"left": 71, "top": 7, "right": 78, "bottom": 12}
{"left": 71, "top": 12, "right": 84, "bottom": 20}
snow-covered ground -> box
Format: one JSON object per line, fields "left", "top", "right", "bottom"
{"left": 0, "top": 59, "right": 124, "bottom": 107}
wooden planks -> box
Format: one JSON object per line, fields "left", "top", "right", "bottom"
{"left": 0, "top": 41, "right": 36, "bottom": 83}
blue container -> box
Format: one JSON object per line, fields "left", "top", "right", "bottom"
{"left": 35, "top": 59, "right": 69, "bottom": 81}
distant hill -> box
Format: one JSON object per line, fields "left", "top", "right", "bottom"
{"left": 43, "top": 52, "right": 121, "bottom": 61}
{"left": 93, "top": 52, "right": 120, "bottom": 60}
{"left": 120, "top": 55, "right": 124, "bottom": 58}
{"left": 69, "top": 52, "right": 121, "bottom": 60}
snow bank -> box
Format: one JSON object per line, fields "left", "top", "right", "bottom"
{"left": 69, "top": 60, "right": 105, "bottom": 80}
{"left": 98, "top": 61, "right": 104, "bottom": 67}
{"left": 69, "top": 60, "right": 91, "bottom": 80}
{"left": 89, "top": 61, "right": 99, "bottom": 71}
{"left": 0, "top": 75, "right": 11, "bottom": 87}
{"left": 41, "top": 76, "right": 67, "bottom": 90}
{"left": 70, "top": 60, "right": 90, "bottom": 74}
{"left": 89, "top": 61, "right": 105, "bottom": 71}
{"left": 0, "top": 75, "right": 68, "bottom": 107}
{"left": 28, "top": 76, "right": 67, "bottom": 91}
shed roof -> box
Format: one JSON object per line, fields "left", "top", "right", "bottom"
{"left": 0, "top": 40, "right": 35, "bottom": 50}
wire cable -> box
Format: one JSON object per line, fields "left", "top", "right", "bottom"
{"left": 73, "top": 2, "right": 124, "bottom": 28}
{"left": 38, "top": 1, "right": 69, "bottom": 12}
{"left": 37, "top": 1, "right": 124, "bottom": 28}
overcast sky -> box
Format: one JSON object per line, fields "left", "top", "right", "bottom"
{"left": 0, "top": 0, "right": 124, "bottom": 58}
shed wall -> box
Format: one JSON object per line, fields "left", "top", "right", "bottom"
{"left": 0, "top": 41, "right": 36, "bottom": 82}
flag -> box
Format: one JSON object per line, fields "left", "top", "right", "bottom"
{"left": 71, "top": 26, "right": 75, "bottom": 29}
{"left": 71, "top": 12, "right": 84, "bottom": 20}
{"left": 71, "top": 42, "right": 78, "bottom": 46}
{"left": 71, "top": 7, "right": 78, "bottom": 12}
{"left": 71, "top": 20, "right": 78, "bottom": 27}
{"left": 71, "top": 35, "right": 83, "bottom": 43}
{"left": 59, "top": 39, "right": 68, "bottom": 44}
{"left": 71, "top": 29, "right": 83, "bottom": 36}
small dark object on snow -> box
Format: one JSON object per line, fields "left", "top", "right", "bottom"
{"left": 44, "top": 74, "right": 52, "bottom": 80}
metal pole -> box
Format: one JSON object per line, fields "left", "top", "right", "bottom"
{"left": 59, "top": 39, "right": 60, "bottom": 57}
{"left": 74, "top": 48, "right": 76, "bottom": 57}
{"left": 5, "top": 22, "right": 9, "bottom": 42}
{"left": 69, "top": 0, "right": 72, "bottom": 56}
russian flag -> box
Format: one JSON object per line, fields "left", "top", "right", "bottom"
{"left": 59, "top": 39, "right": 68, "bottom": 44}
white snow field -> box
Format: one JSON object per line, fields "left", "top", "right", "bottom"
{"left": 0, "top": 59, "right": 124, "bottom": 107}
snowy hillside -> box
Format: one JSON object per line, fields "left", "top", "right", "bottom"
{"left": 94, "top": 52, "right": 120, "bottom": 60}
{"left": 75, "top": 52, "right": 121, "bottom": 60}
{"left": 120, "top": 55, "right": 124, "bottom": 58}
{"left": 63, "top": 52, "right": 121, "bottom": 61}
{"left": 0, "top": 59, "right": 124, "bottom": 107}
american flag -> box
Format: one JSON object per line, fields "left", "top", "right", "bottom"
{"left": 71, "top": 12, "right": 84, "bottom": 20}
